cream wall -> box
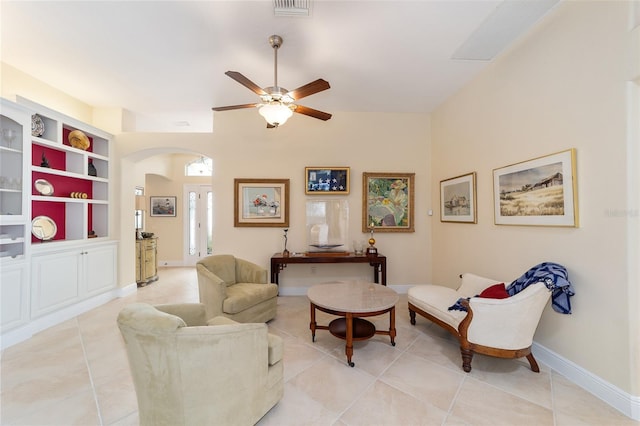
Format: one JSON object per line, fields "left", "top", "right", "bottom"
{"left": 431, "top": 1, "right": 638, "bottom": 395}
{"left": 1, "top": 64, "right": 93, "bottom": 123}
{"left": 116, "top": 109, "right": 432, "bottom": 289}
{"left": 143, "top": 154, "right": 211, "bottom": 263}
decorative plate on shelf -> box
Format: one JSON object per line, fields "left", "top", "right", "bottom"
{"left": 31, "top": 215, "right": 57, "bottom": 241}
{"left": 34, "top": 178, "right": 54, "bottom": 196}
{"left": 68, "top": 130, "right": 90, "bottom": 150}
{"left": 31, "top": 114, "right": 45, "bottom": 137}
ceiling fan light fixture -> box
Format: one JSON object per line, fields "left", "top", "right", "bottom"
{"left": 213, "top": 34, "right": 331, "bottom": 126}
{"left": 259, "top": 102, "right": 294, "bottom": 127}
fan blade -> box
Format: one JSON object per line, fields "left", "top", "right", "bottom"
{"left": 212, "top": 103, "right": 259, "bottom": 112}
{"left": 287, "top": 79, "right": 330, "bottom": 101}
{"left": 225, "top": 71, "right": 267, "bottom": 96}
{"left": 293, "top": 105, "right": 332, "bottom": 121}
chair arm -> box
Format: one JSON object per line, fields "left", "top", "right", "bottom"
{"left": 457, "top": 273, "right": 504, "bottom": 296}
{"left": 462, "top": 282, "right": 551, "bottom": 349}
{"left": 178, "top": 322, "right": 269, "bottom": 366}
{"left": 174, "top": 323, "right": 271, "bottom": 416}
{"left": 196, "top": 263, "right": 228, "bottom": 319}
{"left": 235, "top": 258, "right": 268, "bottom": 284}
{"left": 197, "top": 263, "right": 227, "bottom": 287}
{"left": 207, "top": 316, "right": 283, "bottom": 366}
{"left": 118, "top": 303, "right": 186, "bottom": 333}
{"left": 207, "top": 315, "right": 239, "bottom": 326}
{"left": 154, "top": 303, "right": 208, "bottom": 326}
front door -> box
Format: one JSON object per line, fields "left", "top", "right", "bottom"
{"left": 184, "top": 185, "right": 212, "bottom": 265}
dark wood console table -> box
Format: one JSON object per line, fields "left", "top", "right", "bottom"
{"left": 270, "top": 253, "right": 387, "bottom": 286}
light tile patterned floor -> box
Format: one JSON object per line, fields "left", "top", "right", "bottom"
{"left": 1, "top": 267, "right": 637, "bottom": 425}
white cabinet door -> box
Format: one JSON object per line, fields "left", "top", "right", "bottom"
{"left": 0, "top": 99, "right": 30, "bottom": 220}
{"left": 85, "top": 243, "right": 117, "bottom": 296}
{"left": 31, "top": 241, "right": 117, "bottom": 317}
{"left": 0, "top": 262, "right": 29, "bottom": 332}
{"left": 31, "top": 249, "right": 82, "bottom": 317}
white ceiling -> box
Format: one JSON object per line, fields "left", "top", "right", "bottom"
{"left": 1, "top": 0, "right": 560, "bottom": 132}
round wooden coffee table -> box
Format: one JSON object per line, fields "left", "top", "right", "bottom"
{"left": 308, "top": 280, "right": 398, "bottom": 367}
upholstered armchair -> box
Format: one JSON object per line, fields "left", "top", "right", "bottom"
{"left": 408, "top": 273, "right": 551, "bottom": 373}
{"left": 117, "top": 303, "right": 284, "bottom": 426}
{"left": 196, "top": 254, "right": 278, "bottom": 323}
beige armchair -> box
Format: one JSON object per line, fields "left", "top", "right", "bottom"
{"left": 408, "top": 273, "right": 551, "bottom": 373}
{"left": 196, "top": 254, "right": 278, "bottom": 323}
{"left": 117, "top": 303, "right": 284, "bottom": 426}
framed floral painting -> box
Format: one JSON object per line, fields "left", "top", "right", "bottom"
{"left": 234, "top": 178, "right": 290, "bottom": 227}
{"left": 362, "top": 172, "right": 415, "bottom": 232}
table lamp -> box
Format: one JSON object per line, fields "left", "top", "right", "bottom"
{"left": 135, "top": 195, "right": 146, "bottom": 239}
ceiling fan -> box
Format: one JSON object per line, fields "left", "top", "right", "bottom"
{"left": 212, "top": 34, "right": 332, "bottom": 128}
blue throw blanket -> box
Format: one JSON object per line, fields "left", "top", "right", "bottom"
{"left": 506, "top": 262, "right": 574, "bottom": 314}
{"left": 448, "top": 262, "right": 575, "bottom": 314}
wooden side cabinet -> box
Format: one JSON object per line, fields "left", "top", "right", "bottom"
{"left": 136, "top": 237, "right": 158, "bottom": 286}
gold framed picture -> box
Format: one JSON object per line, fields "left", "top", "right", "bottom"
{"left": 362, "top": 172, "right": 415, "bottom": 232}
{"left": 305, "top": 167, "right": 350, "bottom": 195}
{"left": 440, "top": 172, "right": 477, "bottom": 223}
{"left": 234, "top": 178, "right": 290, "bottom": 227}
{"left": 493, "top": 149, "right": 578, "bottom": 227}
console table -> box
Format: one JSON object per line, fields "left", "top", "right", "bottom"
{"left": 270, "top": 253, "right": 387, "bottom": 286}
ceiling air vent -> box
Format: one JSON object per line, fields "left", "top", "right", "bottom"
{"left": 274, "top": 0, "right": 311, "bottom": 17}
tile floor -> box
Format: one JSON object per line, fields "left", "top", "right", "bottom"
{"left": 1, "top": 267, "right": 638, "bottom": 426}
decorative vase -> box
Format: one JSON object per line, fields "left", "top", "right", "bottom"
{"left": 40, "top": 152, "right": 50, "bottom": 168}
{"left": 88, "top": 159, "right": 97, "bottom": 177}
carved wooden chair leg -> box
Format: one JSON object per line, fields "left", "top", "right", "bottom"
{"left": 526, "top": 353, "right": 540, "bottom": 373}
{"left": 461, "top": 347, "right": 473, "bottom": 372}
{"left": 409, "top": 308, "right": 416, "bottom": 325}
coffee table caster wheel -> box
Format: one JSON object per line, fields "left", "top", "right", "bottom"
{"left": 348, "top": 361, "right": 355, "bottom": 367}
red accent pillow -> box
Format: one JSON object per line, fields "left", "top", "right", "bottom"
{"left": 478, "top": 283, "right": 509, "bottom": 299}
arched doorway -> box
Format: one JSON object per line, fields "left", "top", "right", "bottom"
{"left": 122, "top": 147, "right": 213, "bottom": 267}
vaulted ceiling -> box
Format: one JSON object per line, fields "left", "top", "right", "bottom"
{"left": 1, "top": 0, "right": 560, "bottom": 132}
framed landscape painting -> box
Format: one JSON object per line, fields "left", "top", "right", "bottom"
{"left": 305, "top": 167, "right": 350, "bottom": 195}
{"left": 234, "top": 178, "right": 290, "bottom": 227}
{"left": 150, "top": 196, "right": 176, "bottom": 217}
{"left": 493, "top": 149, "right": 578, "bottom": 227}
{"left": 440, "top": 172, "right": 477, "bottom": 223}
{"left": 362, "top": 172, "right": 415, "bottom": 232}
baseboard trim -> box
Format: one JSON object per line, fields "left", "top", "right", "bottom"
{"left": 533, "top": 342, "right": 640, "bottom": 420}
{"left": 157, "top": 260, "right": 186, "bottom": 267}
{"left": 116, "top": 282, "right": 138, "bottom": 297}
{"left": 272, "top": 288, "right": 639, "bottom": 421}
{"left": 1, "top": 286, "right": 128, "bottom": 351}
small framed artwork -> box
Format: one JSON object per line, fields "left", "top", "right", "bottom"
{"left": 440, "top": 172, "right": 477, "bottom": 223}
{"left": 234, "top": 178, "right": 290, "bottom": 227}
{"left": 493, "top": 148, "right": 578, "bottom": 227}
{"left": 362, "top": 172, "right": 415, "bottom": 232}
{"left": 305, "top": 167, "right": 350, "bottom": 194}
{"left": 150, "top": 196, "right": 177, "bottom": 217}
